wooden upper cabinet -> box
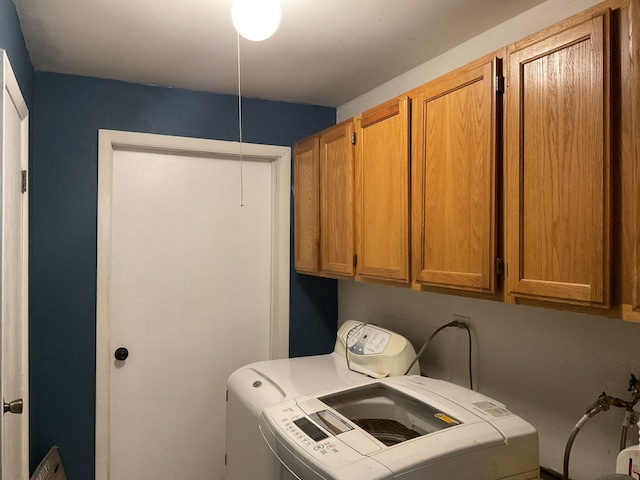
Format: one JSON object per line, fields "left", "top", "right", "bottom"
{"left": 293, "top": 136, "right": 320, "bottom": 274}
{"left": 505, "top": 11, "right": 611, "bottom": 307}
{"left": 412, "top": 55, "right": 500, "bottom": 293}
{"left": 355, "top": 96, "right": 411, "bottom": 284}
{"left": 319, "top": 120, "right": 356, "bottom": 278}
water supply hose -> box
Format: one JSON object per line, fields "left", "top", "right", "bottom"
{"left": 564, "top": 414, "right": 592, "bottom": 480}
{"left": 563, "top": 375, "right": 640, "bottom": 480}
{"left": 621, "top": 424, "right": 630, "bottom": 452}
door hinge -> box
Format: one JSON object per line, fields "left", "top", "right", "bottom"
{"left": 495, "top": 258, "right": 504, "bottom": 276}
{"left": 225, "top": 454, "right": 227, "bottom": 466}
{"left": 353, "top": 254, "right": 357, "bottom": 268}
{"left": 225, "top": 389, "right": 228, "bottom": 402}
{"left": 351, "top": 132, "right": 356, "bottom": 145}
{"left": 496, "top": 75, "right": 505, "bottom": 94}
{"left": 21, "top": 170, "right": 27, "bottom": 193}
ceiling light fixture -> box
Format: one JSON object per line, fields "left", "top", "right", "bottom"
{"left": 231, "top": 0, "right": 281, "bottom": 41}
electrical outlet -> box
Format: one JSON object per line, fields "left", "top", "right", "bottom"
{"left": 452, "top": 314, "right": 470, "bottom": 325}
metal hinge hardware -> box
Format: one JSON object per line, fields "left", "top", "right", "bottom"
{"left": 496, "top": 75, "right": 505, "bottom": 94}
{"left": 351, "top": 132, "right": 356, "bottom": 145}
{"left": 21, "top": 170, "right": 27, "bottom": 193}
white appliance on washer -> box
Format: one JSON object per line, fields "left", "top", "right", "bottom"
{"left": 225, "top": 321, "right": 420, "bottom": 480}
{"left": 260, "top": 375, "right": 540, "bottom": 480}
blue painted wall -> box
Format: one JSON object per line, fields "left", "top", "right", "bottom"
{"left": 0, "top": 0, "right": 33, "bottom": 108}
{"left": 29, "top": 72, "right": 338, "bottom": 479}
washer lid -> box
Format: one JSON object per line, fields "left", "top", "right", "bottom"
{"left": 318, "top": 382, "right": 462, "bottom": 447}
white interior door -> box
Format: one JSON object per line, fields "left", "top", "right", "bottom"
{"left": 0, "top": 50, "right": 29, "bottom": 480}
{"left": 95, "top": 130, "right": 290, "bottom": 480}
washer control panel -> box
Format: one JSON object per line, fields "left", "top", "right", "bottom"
{"left": 269, "top": 404, "right": 363, "bottom": 466}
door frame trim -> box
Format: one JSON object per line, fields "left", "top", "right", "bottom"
{"left": 94, "top": 130, "right": 290, "bottom": 480}
{"left": 1, "top": 49, "right": 30, "bottom": 480}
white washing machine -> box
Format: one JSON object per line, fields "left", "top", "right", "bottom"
{"left": 260, "top": 375, "right": 540, "bottom": 480}
{"left": 225, "top": 321, "right": 420, "bottom": 480}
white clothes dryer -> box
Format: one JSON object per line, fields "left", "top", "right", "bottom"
{"left": 225, "top": 321, "right": 419, "bottom": 480}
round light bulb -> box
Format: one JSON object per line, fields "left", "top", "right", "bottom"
{"left": 232, "top": 0, "right": 281, "bottom": 42}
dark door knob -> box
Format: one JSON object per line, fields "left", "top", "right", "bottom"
{"left": 114, "top": 347, "right": 129, "bottom": 361}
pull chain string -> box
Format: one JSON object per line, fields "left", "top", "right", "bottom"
{"left": 237, "top": 31, "right": 245, "bottom": 207}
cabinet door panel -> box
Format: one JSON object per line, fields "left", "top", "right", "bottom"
{"left": 293, "top": 137, "right": 319, "bottom": 273}
{"left": 412, "top": 57, "right": 498, "bottom": 292}
{"left": 320, "top": 122, "right": 355, "bottom": 277}
{"left": 506, "top": 13, "right": 611, "bottom": 306}
{"left": 356, "top": 97, "right": 410, "bottom": 283}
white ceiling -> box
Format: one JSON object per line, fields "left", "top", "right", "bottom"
{"left": 13, "top": 0, "right": 546, "bottom": 107}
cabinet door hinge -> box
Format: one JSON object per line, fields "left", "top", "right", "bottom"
{"left": 225, "top": 454, "right": 227, "bottom": 466}
{"left": 495, "top": 258, "right": 504, "bottom": 276}
{"left": 353, "top": 254, "right": 357, "bottom": 267}
{"left": 21, "top": 170, "right": 27, "bottom": 193}
{"left": 225, "top": 389, "right": 228, "bottom": 402}
{"left": 496, "top": 75, "right": 505, "bottom": 94}
{"left": 351, "top": 132, "right": 356, "bottom": 145}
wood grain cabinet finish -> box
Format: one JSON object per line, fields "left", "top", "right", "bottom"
{"left": 355, "top": 96, "right": 411, "bottom": 284}
{"left": 411, "top": 55, "right": 500, "bottom": 293}
{"left": 505, "top": 12, "right": 612, "bottom": 307}
{"left": 293, "top": 137, "right": 320, "bottom": 274}
{"left": 292, "top": 0, "right": 640, "bottom": 322}
{"left": 630, "top": 0, "right": 640, "bottom": 315}
{"left": 319, "top": 120, "right": 356, "bottom": 278}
